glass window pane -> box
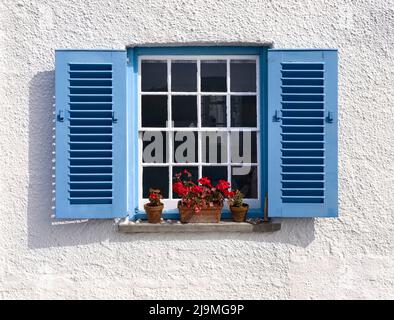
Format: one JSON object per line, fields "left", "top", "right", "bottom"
{"left": 142, "top": 131, "right": 168, "bottom": 163}
{"left": 202, "top": 131, "right": 228, "bottom": 163}
{"left": 141, "top": 95, "right": 167, "bottom": 127}
{"left": 201, "top": 96, "right": 227, "bottom": 127}
{"left": 141, "top": 61, "right": 167, "bottom": 92}
{"left": 201, "top": 60, "right": 226, "bottom": 92}
{"left": 173, "top": 131, "right": 198, "bottom": 163}
{"left": 202, "top": 166, "right": 228, "bottom": 186}
{"left": 231, "top": 166, "right": 258, "bottom": 198}
{"left": 231, "top": 96, "right": 257, "bottom": 127}
{"left": 143, "top": 167, "right": 169, "bottom": 198}
{"left": 231, "top": 131, "right": 257, "bottom": 163}
{"left": 171, "top": 96, "right": 197, "bottom": 127}
{"left": 230, "top": 60, "right": 256, "bottom": 92}
{"left": 172, "top": 166, "right": 198, "bottom": 198}
{"left": 171, "top": 61, "right": 197, "bottom": 92}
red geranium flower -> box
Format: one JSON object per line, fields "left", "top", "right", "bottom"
{"left": 148, "top": 191, "right": 162, "bottom": 206}
{"left": 173, "top": 181, "right": 189, "bottom": 196}
{"left": 149, "top": 193, "right": 158, "bottom": 200}
{"left": 191, "top": 185, "right": 203, "bottom": 194}
{"left": 198, "top": 177, "right": 212, "bottom": 186}
{"left": 224, "top": 190, "right": 235, "bottom": 198}
{"left": 216, "top": 180, "right": 230, "bottom": 192}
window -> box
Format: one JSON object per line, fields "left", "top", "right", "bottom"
{"left": 138, "top": 56, "right": 261, "bottom": 211}
{"left": 54, "top": 47, "right": 338, "bottom": 219}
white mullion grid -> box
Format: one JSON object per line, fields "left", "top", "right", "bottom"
{"left": 139, "top": 127, "right": 259, "bottom": 132}
{"left": 167, "top": 59, "right": 173, "bottom": 200}
{"left": 138, "top": 55, "right": 260, "bottom": 210}
{"left": 226, "top": 58, "right": 231, "bottom": 184}
{"left": 138, "top": 131, "right": 143, "bottom": 207}
{"left": 197, "top": 59, "right": 202, "bottom": 179}
{"left": 143, "top": 162, "right": 257, "bottom": 167}
{"left": 141, "top": 92, "right": 256, "bottom": 96}
{"left": 255, "top": 57, "right": 261, "bottom": 203}
{"left": 138, "top": 57, "right": 143, "bottom": 208}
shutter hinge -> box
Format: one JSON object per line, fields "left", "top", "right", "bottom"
{"left": 57, "top": 110, "right": 64, "bottom": 122}
{"left": 126, "top": 57, "right": 131, "bottom": 65}
{"left": 273, "top": 110, "right": 282, "bottom": 122}
{"left": 326, "top": 111, "right": 334, "bottom": 123}
{"left": 112, "top": 111, "right": 118, "bottom": 123}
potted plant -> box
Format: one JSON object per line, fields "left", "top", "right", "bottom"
{"left": 144, "top": 188, "right": 164, "bottom": 224}
{"left": 228, "top": 190, "right": 249, "bottom": 222}
{"left": 173, "top": 170, "right": 230, "bottom": 223}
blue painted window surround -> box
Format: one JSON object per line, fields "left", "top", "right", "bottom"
{"left": 55, "top": 46, "right": 338, "bottom": 219}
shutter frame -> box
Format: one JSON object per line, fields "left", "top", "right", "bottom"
{"left": 268, "top": 49, "right": 338, "bottom": 217}
{"left": 55, "top": 50, "right": 127, "bottom": 219}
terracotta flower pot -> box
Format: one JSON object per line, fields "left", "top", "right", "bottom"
{"left": 178, "top": 202, "right": 223, "bottom": 223}
{"left": 230, "top": 204, "right": 249, "bottom": 222}
{"left": 144, "top": 203, "right": 164, "bottom": 223}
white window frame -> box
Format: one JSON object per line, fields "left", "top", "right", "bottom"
{"left": 137, "top": 55, "right": 261, "bottom": 211}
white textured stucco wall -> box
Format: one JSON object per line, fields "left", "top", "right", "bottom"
{"left": 0, "top": 0, "right": 393, "bottom": 299}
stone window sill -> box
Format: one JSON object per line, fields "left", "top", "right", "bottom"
{"left": 118, "top": 219, "right": 281, "bottom": 233}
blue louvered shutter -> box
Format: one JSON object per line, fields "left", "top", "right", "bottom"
{"left": 268, "top": 49, "right": 338, "bottom": 217}
{"left": 55, "top": 50, "right": 127, "bottom": 219}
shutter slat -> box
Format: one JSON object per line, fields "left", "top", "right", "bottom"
{"left": 69, "top": 199, "right": 113, "bottom": 205}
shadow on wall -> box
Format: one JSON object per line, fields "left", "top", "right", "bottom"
{"left": 27, "top": 71, "right": 316, "bottom": 249}
{"left": 27, "top": 71, "right": 121, "bottom": 249}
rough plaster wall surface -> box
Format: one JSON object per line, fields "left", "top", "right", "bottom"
{"left": 0, "top": 0, "right": 393, "bottom": 299}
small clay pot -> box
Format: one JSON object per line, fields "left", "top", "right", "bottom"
{"left": 230, "top": 204, "right": 249, "bottom": 222}
{"left": 144, "top": 203, "right": 164, "bottom": 223}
